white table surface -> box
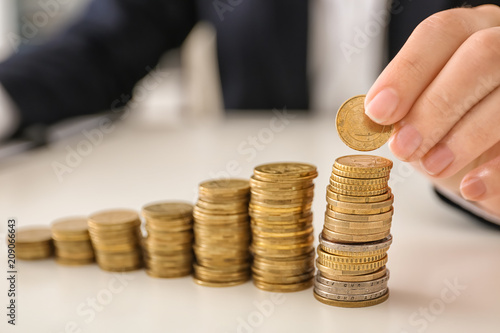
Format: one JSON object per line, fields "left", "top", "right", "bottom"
{"left": 1, "top": 112, "right": 499, "bottom": 333}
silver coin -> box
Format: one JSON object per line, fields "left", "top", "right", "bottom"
{"left": 319, "top": 233, "right": 392, "bottom": 253}
{"left": 314, "top": 273, "right": 389, "bottom": 295}
{"left": 314, "top": 287, "right": 388, "bottom": 301}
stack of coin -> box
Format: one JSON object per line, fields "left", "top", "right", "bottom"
{"left": 314, "top": 155, "right": 393, "bottom": 307}
{"left": 142, "top": 202, "right": 194, "bottom": 278}
{"left": 193, "top": 179, "right": 251, "bottom": 287}
{"left": 88, "top": 209, "right": 143, "bottom": 272}
{"left": 51, "top": 217, "right": 94, "bottom": 266}
{"left": 15, "top": 227, "right": 53, "bottom": 260}
{"left": 249, "top": 162, "right": 318, "bottom": 292}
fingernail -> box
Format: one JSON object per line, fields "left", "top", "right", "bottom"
{"left": 461, "top": 177, "right": 486, "bottom": 200}
{"left": 420, "top": 144, "right": 455, "bottom": 176}
{"left": 389, "top": 124, "right": 422, "bottom": 161}
{"left": 365, "top": 88, "right": 399, "bottom": 123}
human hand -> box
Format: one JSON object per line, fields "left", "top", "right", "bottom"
{"left": 364, "top": 5, "right": 500, "bottom": 217}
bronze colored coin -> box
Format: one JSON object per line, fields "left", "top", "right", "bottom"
{"left": 195, "top": 200, "right": 248, "bottom": 212}
{"left": 254, "top": 162, "right": 318, "bottom": 181}
{"left": 56, "top": 249, "right": 94, "bottom": 260}
{"left": 253, "top": 278, "right": 314, "bottom": 292}
{"left": 142, "top": 201, "right": 193, "bottom": 218}
{"left": 52, "top": 233, "right": 90, "bottom": 242}
{"left": 250, "top": 196, "right": 313, "bottom": 207}
{"left": 193, "top": 277, "right": 248, "bottom": 287}
{"left": 89, "top": 209, "right": 139, "bottom": 227}
{"left": 322, "top": 228, "right": 390, "bottom": 243}
{"left": 17, "top": 227, "right": 52, "bottom": 244}
{"left": 251, "top": 185, "right": 314, "bottom": 198}
{"left": 330, "top": 173, "right": 390, "bottom": 186}
{"left": 51, "top": 217, "right": 89, "bottom": 235}
{"left": 334, "top": 155, "right": 393, "bottom": 174}
{"left": 336, "top": 95, "right": 393, "bottom": 151}
{"left": 314, "top": 289, "right": 389, "bottom": 307}
{"left": 250, "top": 244, "right": 314, "bottom": 258}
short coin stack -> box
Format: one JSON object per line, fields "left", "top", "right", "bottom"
{"left": 88, "top": 209, "right": 143, "bottom": 272}
{"left": 249, "top": 162, "right": 318, "bottom": 292}
{"left": 193, "top": 179, "right": 251, "bottom": 287}
{"left": 51, "top": 217, "right": 94, "bottom": 266}
{"left": 314, "top": 155, "right": 393, "bottom": 307}
{"left": 16, "top": 227, "right": 53, "bottom": 260}
{"left": 142, "top": 202, "right": 194, "bottom": 278}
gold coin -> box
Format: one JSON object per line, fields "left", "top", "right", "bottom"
{"left": 88, "top": 209, "right": 140, "bottom": 228}
{"left": 142, "top": 201, "right": 193, "bottom": 219}
{"left": 325, "top": 208, "right": 394, "bottom": 222}
{"left": 329, "top": 179, "right": 388, "bottom": 191}
{"left": 199, "top": 178, "right": 250, "bottom": 193}
{"left": 334, "top": 155, "right": 393, "bottom": 174}
{"left": 316, "top": 248, "right": 386, "bottom": 264}
{"left": 322, "top": 228, "right": 390, "bottom": 243}
{"left": 336, "top": 95, "right": 393, "bottom": 151}
{"left": 326, "top": 185, "right": 392, "bottom": 203}
{"left": 193, "top": 277, "right": 248, "bottom": 287}
{"left": 324, "top": 224, "right": 391, "bottom": 235}
{"left": 316, "top": 261, "right": 381, "bottom": 276}
{"left": 17, "top": 227, "right": 52, "bottom": 244}
{"left": 327, "top": 194, "right": 393, "bottom": 210}
{"left": 330, "top": 173, "right": 389, "bottom": 186}
{"left": 250, "top": 185, "right": 314, "bottom": 198}
{"left": 326, "top": 204, "right": 392, "bottom": 216}
{"left": 314, "top": 289, "right": 389, "bottom": 307}
{"left": 252, "top": 270, "right": 315, "bottom": 284}
{"left": 55, "top": 257, "right": 94, "bottom": 266}
{"left": 253, "top": 278, "right": 314, "bottom": 292}
{"left": 317, "top": 254, "right": 388, "bottom": 271}
{"left": 51, "top": 217, "right": 89, "bottom": 235}
{"left": 253, "top": 162, "right": 318, "bottom": 181}
{"left": 249, "top": 176, "right": 314, "bottom": 191}
{"left": 331, "top": 166, "right": 390, "bottom": 180}
{"left": 324, "top": 214, "right": 391, "bottom": 230}
{"left": 328, "top": 186, "right": 389, "bottom": 197}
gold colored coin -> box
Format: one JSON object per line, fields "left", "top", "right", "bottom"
{"left": 199, "top": 178, "right": 250, "bottom": 194}
{"left": 317, "top": 254, "right": 388, "bottom": 271}
{"left": 51, "top": 217, "right": 89, "bottom": 235}
{"left": 316, "top": 248, "right": 386, "bottom": 264}
{"left": 88, "top": 209, "right": 140, "bottom": 227}
{"left": 326, "top": 185, "right": 392, "bottom": 203}
{"left": 314, "top": 289, "right": 389, "bottom": 307}
{"left": 253, "top": 162, "right": 318, "bottom": 181}
{"left": 325, "top": 208, "right": 394, "bottom": 222}
{"left": 322, "top": 228, "right": 390, "bottom": 243}
{"left": 329, "top": 179, "right": 388, "bottom": 191}
{"left": 324, "top": 223, "right": 391, "bottom": 235}
{"left": 331, "top": 167, "right": 390, "bottom": 180}
{"left": 17, "top": 227, "right": 52, "bottom": 244}
{"left": 142, "top": 201, "right": 193, "bottom": 218}
{"left": 193, "top": 277, "right": 248, "bottom": 288}
{"left": 330, "top": 173, "right": 389, "bottom": 186}
{"left": 334, "top": 155, "right": 393, "bottom": 174}
{"left": 336, "top": 95, "right": 393, "bottom": 151}
{"left": 323, "top": 215, "right": 392, "bottom": 230}
{"left": 253, "top": 278, "right": 314, "bottom": 292}
{"left": 328, "top": 186, "right": 389, "bottom": 197}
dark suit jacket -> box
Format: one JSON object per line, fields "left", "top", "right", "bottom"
{"left": 0, "top": 0, "right": 498, "bottom": 131}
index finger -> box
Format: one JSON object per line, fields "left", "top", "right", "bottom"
{"left": 364, "top": 5, "right": 500, "bottom": 125}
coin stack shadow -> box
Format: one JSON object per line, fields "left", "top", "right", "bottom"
{"left": 88, "top": 210, "right": 143, "bottom": 272}
{"left": 142, "top": 202, "right": 194, "bottom": 278}
{"left": 16, "top": 227, "right": 54, "bottom": 260}
{"left": 249, "top": 162, "right": 318, "bottom": 292}
{"left": 51, "top": 217, "right": 94, "bottom": 266}
{"left": 314, "top": 155, "right": 393, "bottom": 307}
{"left": 193, "top": 179, "right": 252, "bottom": 287}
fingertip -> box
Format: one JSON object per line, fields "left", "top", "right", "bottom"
{"left": 460, "top": 175, "right": 486, "bottom": 201}
{"left": 364, "top": 87, "right": 399, "bottom": 125}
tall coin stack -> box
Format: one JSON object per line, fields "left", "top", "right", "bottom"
{"left": 142, "top": 202, "right": 194, "bottom": 278}
{"left": 15, "top": 227, "right": 53, "bottom": 260}
{"left": 249, "top": 162, "right": 317, "bottom": 292}
{"left": 88, "top": 209, "right": 143, "bottom": 272}
{"left": 314, "top": 155, "right": 394, "bottom": 307}
{"left": 193, "top": 179, "right": 252, "bottom": 287}
{"left": 51, "top": 217, "right": 95, "bottom": 266}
